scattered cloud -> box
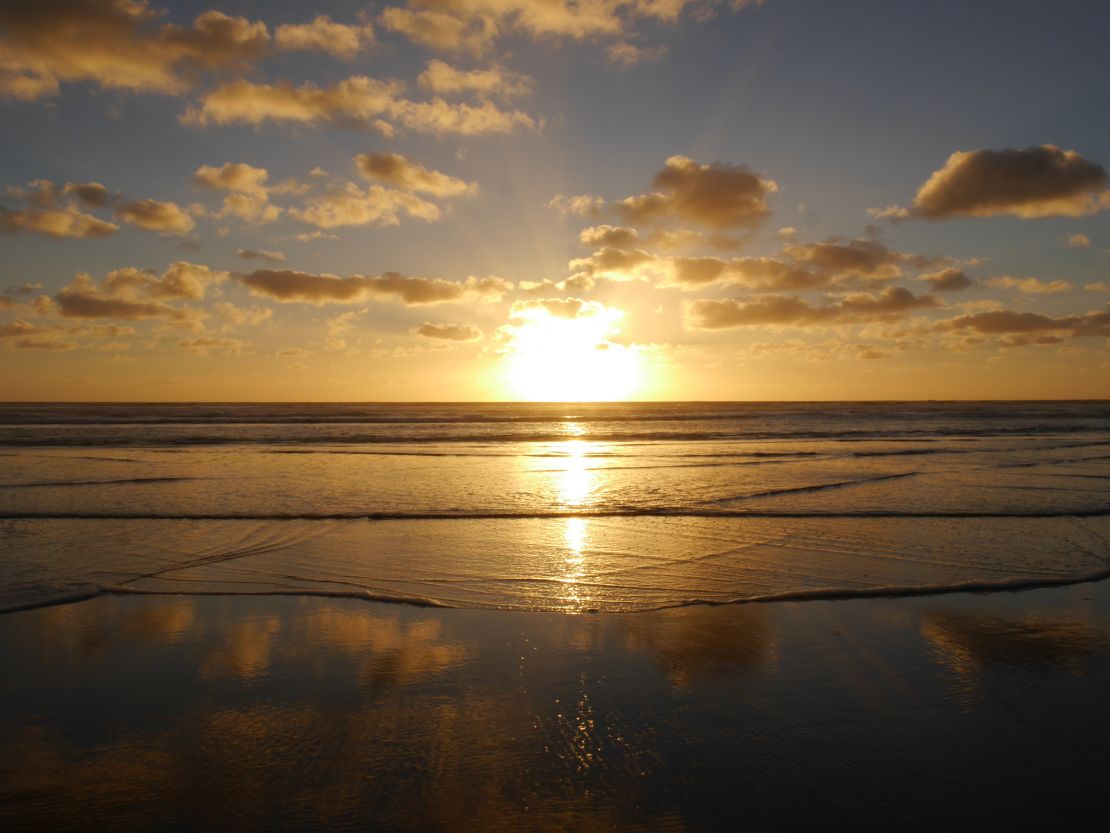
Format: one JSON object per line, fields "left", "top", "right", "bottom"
{"left": 239, "top": 269, "right": 512, "bottom": 305}
{"left": 0, "top": 3, "right": 269, "bottom": 101}
{"left": 920, "top": 268, "right": 973, "bottom": 292}
{"left": 288, "top": 182, "right": 441, "bottom": 228}
{"left": 181, "top": 74, "right": 540, "bottom": 136}
{"left": 684, "top": 287, "right": 942, "bottom": 330}
{"left": 0, "top": 203, "right": 119, "bottom": 238}
{"left": 236, "top": 248, "right": 286, "bottom": 263}
{"left": 275, "top": 16, "right": 374, "bottom": 58}
{"left": 355, "top": 152, "right": 478, "bottom": 197}
{"left": 618, "top": 155, "right": 777, "bottom": 229}
{"left": 50, "top": 262, "right": 224, "bottom": 322}
{"left": 115, "top": 199, "right": 195, "bottom": 234}
{"left": 194, "top": 162, "right": 270, "bottom": 196}
{"left": 944, "top": 307, "right": 1110, "bottom": 346}
{"left": 411, "top": 321, "right": 483, "bottom": 341}
{"left": 417, "top": 60, "right": 533, "bottom": 98}
{"left": 1064, "top": 233, "right": 1091, "bottom": 248}
{"left": 913, "top": 145, "right": 1110, "bottom": 219}
{"left": 985, "top": 276, "right": 1075, "bottom": 294}
{"left": 179, "top": 336, "right": 244, "bottom": 355}
{"left": 606, "top": 42, "right": 667, "bottom": 66}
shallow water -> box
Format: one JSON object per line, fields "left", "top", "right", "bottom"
{"left": 1, "top": 402, "right": 1109, "bottom": 612}
{"left": 2, "top": 582, "right": 1108, "bottom": 831}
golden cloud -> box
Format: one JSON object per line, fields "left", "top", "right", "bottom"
{"left": 114, "top": 199, "right": 195, "bottom": 234}
{"left": 0, "top": 204, "right": 119, "bottom": 238}
{"left": 984, "top": 276, "right": 1075, "bottom": 295}
{"left": 181, "top": 74, "right": 539, "bottom": 136}
{"left": 275, "top": 15, "right": 374, "bottom": 58}
{"left": 288, "top": 182, "right": 441, "bottom": 228}
{"left": 417, "top": 60, "right": 533, "bottom": 98}
{"left": 0, "top": 2, "right": 269, "bottom": 100}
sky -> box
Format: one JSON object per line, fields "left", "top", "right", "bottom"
{"left": 1, "top": 0, "right": 1109, "bottom": 401}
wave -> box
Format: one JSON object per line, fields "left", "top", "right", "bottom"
{"left": 4, "top": 566, "right": 1109, "bottom": 617}
{"left": 2, "top": 509, "right": 1108, "bottom": 520}
{"left": 0, "top": 476, "right": 204, "bottom": 489}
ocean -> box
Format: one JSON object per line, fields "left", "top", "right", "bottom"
{"left": 2, "top": 401, "right": 1109, "bottom": 614}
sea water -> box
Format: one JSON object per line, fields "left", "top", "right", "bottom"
{"left": 1, "top": 401, "right": 1109, "bottom": 613}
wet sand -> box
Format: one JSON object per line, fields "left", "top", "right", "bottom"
{"left": 2, "top": 580, "right": 1108, "bottom": 832}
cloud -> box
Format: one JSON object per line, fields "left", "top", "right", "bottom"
{"left": 275, "top": 16, "right": 374, "bottom": 58}
{"left": 380, "top": 1, "right": 748, "bottom": 56}
{"left": 236, "top": 249, "right": 286, "bottom": 263}
{"left": 984, "top": 276, "right": 1074, "bottom": 294}
{"left": 179, "top": 336, "right": 244, "bottom": 356}
{"left": 552, "top": 156, "right": 777, "bottom": 230}
{"left": 605, "top": 42, "right": 667, "bottom": 66}
{"left": 920, "top": 268, "right": 973, "bottom": 292}
{"left": 215, "top": 192, "right": 282, "bottom": 224}
{"left": 0, "top": 203, "right": 119, "bottom": 238}
{"left": 181, "top": 75, "right": 403, "bottom": 128}
{"left": 193, "top": 162, "right": 270, "bottom": 196}
{"left": 411, "top": 321, "right": 483, "bottom": 341}
{"left": 288, "top": 182, "right": 441, "bottom": 228}
{"left": 62, "top": 181, "right": 114, "bottom": 207}
{"left": 52, "top": 262, "right": 224, "bottom": 321}
{"left": 913, "top": 145, "right": 1110, "bottom": 220}
{"left": 579, "top": 225, "right": 639, "bottom": 247}
{"left": 380, "top": 7, "right": 492, "bottom": 54}
{"left": 684, "top": 287, "right": 942, "bottom": 330}
{"left": 213, "top": 302, "right": 272, "bottom": 327}
{"left": 115, "top": 199, "right": 195, "bottom": 233}
{"left": 623, "top": 155, "right": 777, "bottom": 229}
{"left": 0, "top": 2, "right": 269, "bottom": 100}
{"left": 239, "top": 269, "right": 512, "bottom": 305}
{"left": 0, "top": 319, "right": 73, "bottom": 353}
{"left": 417, "top": 60, "right": 533, "bottom": 98}
{"left": 546, "top": 193, "right": 606, "bottom": 217}
{"left": 783, "top": 238, "right": 908, "bottom": 281}
{"left": 945, "top": 308, "right": 1110, "bottom": 346}
{"left": 509, "top": 297, "right": 612, "bottom": 321}
{"left": 355, "top": 152, "right": 477, "bottom": 197}
{"left": 181, "top": 74, "right": 540, "bottom": 135}
{"left": 1064, "top": 233, "right": 1091, "bottom": 248}
{"left": 867, "top": 204, "right": 912, "bottom": 222}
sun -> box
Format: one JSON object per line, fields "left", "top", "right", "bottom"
{"left": 503, "top": 301, "right": 643, "bottom": 401}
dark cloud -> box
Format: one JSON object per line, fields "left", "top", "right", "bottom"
{"left": 615, "top": 156, "right": 777, "bottom": 230}
{"left": 240, "top": 269, "right": 511, "bottom": 305}
{"left": 920, "top": 268, "right": 973, "bottom": 292}
{"left": 914, "top": 145, "right": 1109, "bottom": 219}
{"left": 945, "top": 308, "right": 1110, "bottom": 345}
{"left": 355, "top": 152, "right": 477, "bottom": 197}
{"left": 685, "top": 287, "right": 941, "bottom": 330}
{"left": 783, "top": 238, "right": 908, "bottom": 281}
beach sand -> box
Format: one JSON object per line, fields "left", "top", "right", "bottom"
{"left": 3, "top": 579, "right": 1108, "bottom": 832}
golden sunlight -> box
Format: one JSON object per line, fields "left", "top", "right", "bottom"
{"left": 503, "top": 302, "right": 643, "bottom": 401}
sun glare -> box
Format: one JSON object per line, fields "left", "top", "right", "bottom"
{"left": 504, "top": 303, "right": 643, "bottom": 401}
